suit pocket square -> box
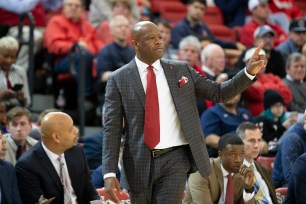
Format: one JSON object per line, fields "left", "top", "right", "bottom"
{"left": 178, "top": 76, "right": 188, "bottom": 88}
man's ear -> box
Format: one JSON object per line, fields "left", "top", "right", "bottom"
{"left": 52, "top": 132, "right": 61, "bottom": 144}
{"left": 6, "top": 123, "right": 10, "bottom": 132}
{"left": 132, "top": 40, "right": 138, "bottom": 50}
{"left": 218, "top": 150, "right": 222, "bottom": 157}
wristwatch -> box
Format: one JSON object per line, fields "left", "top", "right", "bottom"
{"left": 244, "top": 186, "right": 254, "bottom": 193}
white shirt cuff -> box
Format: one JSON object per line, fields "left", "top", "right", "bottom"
{"left": 244, "top": 68, "right": 256, "bottom": 80}
{"left": 243, "top": 190, "right": 255, "bottom": 202}
{"left": 103, "top": 173, "right": 116, "bottom": 180}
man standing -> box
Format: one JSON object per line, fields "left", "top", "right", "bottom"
{"left": 15, "top": 112, "right": 99, "bottom": 204}
{"left": 183, "top": 134, "right": 255, "bottom": 204}
{"left": 102, "top": 21, "right": 266, "bottom": 203}
{"left": 236, "top": 122, "right": 278, "bottom": 204}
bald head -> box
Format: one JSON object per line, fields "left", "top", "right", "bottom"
{"left": 41, "top": 112, "right": 70, "bottom": 138}
{"left": 40, "top": 112, "right": 78, "bottom": 154}
{"left": 131, "top": 21, "right": 155, "bottom": 41}
{"left": 131, "top": 21, "right": 164, "bottom": 65}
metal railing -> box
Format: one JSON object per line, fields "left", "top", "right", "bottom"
{"left": 69, "top": 44, "right": 86, "bottom": 137}
{"left": 18, "top": 12, "right": 35, "bottom": 101}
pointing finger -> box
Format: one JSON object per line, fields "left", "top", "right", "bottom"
{"left": 253, "top": 42, "right": 264, "bottom": 57}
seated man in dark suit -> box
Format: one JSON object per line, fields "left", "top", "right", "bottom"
{"left": 0, "top": 131, "right": 22, "bottom": 204}
{"left": 285, "top": 152, "right": 306, "bottom": 203}
{"left": 236, "top": 122, "right": 278, "bottom": 204}
{"left": 15, "top": 112, "right": 100, "bottom": 204}
{"left": 183, "top": 134, "right": 255, "bottom": 204}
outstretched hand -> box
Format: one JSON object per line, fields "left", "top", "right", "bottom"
{"left": 246, "top": 42, "right": 266, "bottom": 75}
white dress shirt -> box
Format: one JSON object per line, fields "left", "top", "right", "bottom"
{"left": 42, "top": 143, "right": 77, "bottom": 203}
{"left": 218, "top": 164, "right": 254, "bottom": 204}
{"left": 135, "top": 57, "right": 188, "bottom": 149}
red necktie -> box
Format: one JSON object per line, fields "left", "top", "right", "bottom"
{"left": 226, "top": 174, "right": 234, "bottom": 204}
{"left": 16, "top": 145, "right": 26, "bottom": 160}
{"left": 144, "top": 65, "right": 160, "bottom": 150}
{"left": 5, "top": 73, "right": 12, "bottom": 89}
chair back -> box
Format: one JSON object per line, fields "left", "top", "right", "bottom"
{"left": 256, "top": 156, "right": 275, "bottom": 172}
{"left": 275, "top": 187, "right": 288, "bottom": 202}
{"left": 96, "top": 188, "right": 130, "bottom": 203}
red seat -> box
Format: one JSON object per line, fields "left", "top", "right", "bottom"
{"left": 294, "top": 1, "right": 306, "bottom": 16}
{"left": 96, "top": 188, "right": 130, "bottom": 203}
{"left": 256, "top": 156, "right": 275, "bottom": 172}
{"left": 208, "top": 24, "right": 237, "bottom": 41}
{"left": 158, "top": 1, "right": 187, "bottom": 26}
{"left": 202, "top": 6, "right": 224, "bottom": 25}
{"left": 151, "top": 0, "right": 182, "bottom": 13}
{"left": 276, "top": 187, "right": 288, "bottom": 201}
{"left": 276, "top": 187, "right": 288, "bottom": 196}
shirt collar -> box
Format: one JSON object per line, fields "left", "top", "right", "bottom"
{"left": 243, "top": 159, "right": 255, "bottom": 169}
{"left": 42, "top": 142, "right": 63, "bottom": 163}
{"left": 135, "top": 56, "right": 161, "bottom": 73}
{"left": 202, "top": 65, "right": 216, "bottom": 77}
{"left": 220, "top": 163, "right": 232, "bottom": 177}
{"left": 286, "top": 74, "right": 303, "bottom": 84}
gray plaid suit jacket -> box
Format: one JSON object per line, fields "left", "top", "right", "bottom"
{"left": 102, "top": 58, "right": 254, "bottom": 192}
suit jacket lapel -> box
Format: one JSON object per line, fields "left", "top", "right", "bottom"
{"left": 214, "top": 158, "right": 225, "bottom": 194}
{"left": 65, "top": 149, "right": 78, "bottom": 194}
{"left": 161, "top": 59, "right": 179, "bottom": 99}
{"left": 35, "top": 142, "right": 63, "bottom": 191}
{"left": 255, "top": 161, "right": 268, "bottom": 182}
{"left": 0, "top": 161, "right": 9, "bottom": 203}
{"left": 127, "top": 59, "right": 146, "bottom": 109}
{"left": 254, "top": 161, "right": 276, "bottom": 202}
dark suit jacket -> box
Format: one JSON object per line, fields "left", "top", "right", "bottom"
{"left": 254, "top": 161, "right": 278, "bottom": 204}
{"left": 0, "top": 160, "right": 22, "bottom": 204}
{"left": 15, "top": 142, "right": 99, "bottom": 204}
{"left": 102, "top": 58, "right": 254, "bottom": 192}
{"left": 183, "top": 157, "right": 255, "bottom": 204}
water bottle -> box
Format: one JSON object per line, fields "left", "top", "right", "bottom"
{"left": 56, "top": 88, "right": 66, "bottom": 111}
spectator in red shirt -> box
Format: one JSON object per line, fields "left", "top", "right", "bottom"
{"left": 268, "top": 0, "right": 302, "bottom": 33}
{"left": 269, "top": 0, "right": 301, "bottom": 20}
{"left": 240, "top": 0, "right": 288, "bottom": 47}
{"left": 44, "top": 0, "right": 103, "bottom": 97}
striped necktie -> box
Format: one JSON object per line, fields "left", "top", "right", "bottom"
{"left": 250, "top": 164, "right": 270, "bottom": 204}
{"left": 57, "top": 155, "right": 75, "bottom": 204}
